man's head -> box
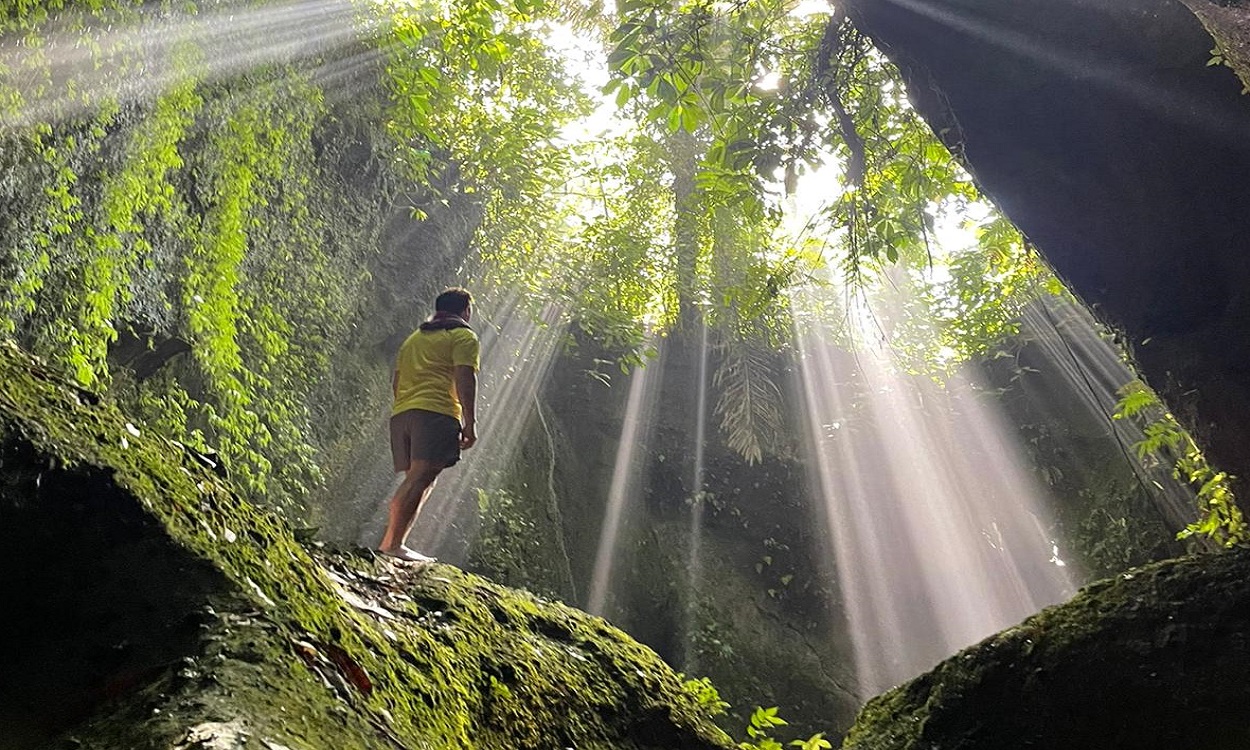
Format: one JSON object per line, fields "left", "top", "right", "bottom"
{"left": 435, "top": 287, "right": 472, "bottom": 320}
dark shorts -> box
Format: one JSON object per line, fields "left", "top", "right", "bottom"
{"left": 390, "top": 409, "right": 461, "bottom": 472}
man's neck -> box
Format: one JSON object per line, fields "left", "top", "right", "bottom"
{"left": 419, "top": 311, "right": 471, "bottom": 331}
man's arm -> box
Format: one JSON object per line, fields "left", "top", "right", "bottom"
{"left": 453, "top": 364, "right": 477, "bottom": 449}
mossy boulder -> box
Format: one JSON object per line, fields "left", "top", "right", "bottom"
{"left": 841, "top": 546, "right": 1250, "bottom": 749}
{"left": 0, "top": 341, "right": 735, "bottom": 750}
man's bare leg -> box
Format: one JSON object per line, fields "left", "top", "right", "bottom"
{"left": 378, "top": 459, "right": 441, "bottom": 561}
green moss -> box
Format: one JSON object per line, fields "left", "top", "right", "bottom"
{"left": 0, "top": 340, "right": 735, "bottom": 749}
{"left": 1, "top": 0, "right": 594, "bottom": 523}
{"left": 841, "top": 546, "right": 1250, "bottom": 750}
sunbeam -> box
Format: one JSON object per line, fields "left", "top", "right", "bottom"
{"left": 412, "top": 296, "right": 567, "bottom": 562}
{"left": 356, "top": 291, "right": 568, "bottom": 564}
{"left": 587, "top": 342, "right": 665, "bottom": 617}
{"left": 0, "top": 0, "right": 382, "bottom": 127}
{"left": 793, "top": 272, "right": 1209, "bottom": 698}
{"left": 681, "top": 318, "right": 711, "bottom": 671}
{"left": 1016, "top": 296, "right": 1201, "bottom": 538}
{"left": 796, "top": 296, "right": 1076, "bottom": 696}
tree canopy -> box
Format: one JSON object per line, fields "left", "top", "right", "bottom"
{"left": 0, "top": 0, "right": 1240, "bottom": 543}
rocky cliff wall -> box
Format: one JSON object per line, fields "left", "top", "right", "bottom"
{"left": 846, "top": 0, "right": 1250, "bottom": 496}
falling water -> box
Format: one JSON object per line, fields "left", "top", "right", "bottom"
{"left": 587, "top": 344, "right": 665, "bottom": 617}
{"left": 796, "top": 309, "right": 1077, "bottom": 696}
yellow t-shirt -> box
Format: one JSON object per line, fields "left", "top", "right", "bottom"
{"left": 392, "top": 327, "right": 480, "bottom": 420}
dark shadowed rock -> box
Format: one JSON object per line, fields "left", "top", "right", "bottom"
{"left": 0, "top": 341, "right": 734, "bottom": 750}
{"left": 842, "top": 546, "right": 1250, "bottom": 749}
{"left": 845, "top": 0, "right": 1250, "bottom": 498}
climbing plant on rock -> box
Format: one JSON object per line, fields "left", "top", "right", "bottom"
{"left": 0, "top": 0, "right": 605, "bottom": 514}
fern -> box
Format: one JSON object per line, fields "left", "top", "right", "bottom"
{"left": 1114, "top": 379, "right": 1248, "bottom": 547}
{"left": 1112, "top": 379, "right": 1159, "bottom": 421}
{"left": 713, "top": 337, "right": 785, "bottom": 465}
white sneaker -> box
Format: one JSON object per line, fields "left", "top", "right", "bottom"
{"left": 378, "top": 546, "right": 437, "bottom": 564}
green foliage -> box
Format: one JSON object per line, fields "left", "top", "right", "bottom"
{"left": 0, "top": 0, "right": 604, "bottom": 516}
{"left": 603, "top": 0, "right": 977, "bottom": 273}
{"left": 875, "top": 220, "right": 1064, "bottom": 377}
{"left": 737, "top": 706, "right": 830, "bottom": 750}
{"left": 713, "top": 336, "right": 785, "bottom": 465}
{"left": 380, "top": 0, "right": 588, "bottom": 199}
{"left": 597, "top": 0, "right": 1078, "bottom": 459}
{"left": 934, "top": 220, "right": 1062, "bottom": 361}
{"left": 5, "top": 0, "right": 1230, "bottom": 548}
{"left": 741, "top": 706, "right": 788, "bottom": 750}
{"left": 1073, "top": 490, "right": 1175, "bottom": 577}
{"left": 680, "top": 674, "right": 731, "bottom": 717}
{"left": 474, "top": 130, "right": 675, "bottom": 364}
{"left": 553, "top": 3, "right": 814, "bottom": 456}
{"left": 469, "top": 487, "right": 546, "bottom": 585}
{"left": 791, "top": 216, "right": 1064, "bottom": 382}
{"left": 1, "top": 0, "right": 359, "bottom": 513}
{"left": 816, "top": 18, "right": 970, "bottom": 274}
{"left": 1114, "top": 379, "right": 1248, "bottom": 547}
{"left": 0, "top": 339, "right": 738, "bottom": 748}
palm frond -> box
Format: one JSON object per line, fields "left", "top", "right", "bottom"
{"left": 713, "top": 337, "right": 785, "bottom": 465}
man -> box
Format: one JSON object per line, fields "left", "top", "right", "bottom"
{"left": 378, "top": 287, "right": 479, "bottom": 563}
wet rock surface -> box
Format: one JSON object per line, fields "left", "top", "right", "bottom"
{"left": 0, "top": 341, "right": 734, "bottom": 750}
{"left": 841, "top": 545, "right": 1250, "bottom": 750}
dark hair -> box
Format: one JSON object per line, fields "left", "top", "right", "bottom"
{"left": 434, "top": 287, "right": 472, "bottom": 315}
